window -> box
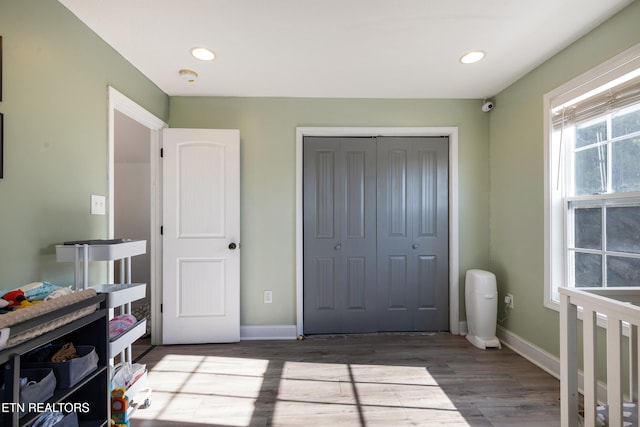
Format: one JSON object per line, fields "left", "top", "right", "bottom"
{"left": 567, "top": 105, "right": 640, "bottom": 287}
{"left": 545, "top": 43, "right": 640, "bottom": 308}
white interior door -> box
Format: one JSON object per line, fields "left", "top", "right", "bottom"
{"left": 162, "top": 128, "right": 240, "bottom": 344}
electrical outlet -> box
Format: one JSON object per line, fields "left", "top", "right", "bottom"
{"left": 505, "top": 293, "right": 514, "bottom": 309}
{"left": 91, "top": 195, "right": 106, "bottom": 215}
{"left": 264, "top": 290, "right": 273, "bottom": 304}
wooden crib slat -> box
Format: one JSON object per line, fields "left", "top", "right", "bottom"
{"left": 583, "top": 305, "right": 597, "bottom": 427}
{"left": 607, "top": 315, "right": 623, "bottom": 427}
{"left": 631, "top": 324, "right": 639, "bottom": 402}
{"left": 561, "top": 287, "right": 640, "bottom": 426}
{"left": 560, "top": 293, "right": 579, "bottom": 427}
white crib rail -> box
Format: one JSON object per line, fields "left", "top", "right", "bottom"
{"left": 560, "top": 287, "right": 640, "bottom": 427}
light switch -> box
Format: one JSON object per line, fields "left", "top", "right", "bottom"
{"left": 91, "top": 194, "right": 106, "bottom": 215}
{"left": 264, "top": 290, "right": 273, "bottom": 304}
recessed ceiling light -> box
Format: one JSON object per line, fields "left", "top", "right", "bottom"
{"left": 179, "top": 69, "right": 198, "bottom": 82}
{"left": 191, "top": 47, "right": 215, "bottom": 61}
{"left": 460, "top": 50, "right": 486, "bottom": 64}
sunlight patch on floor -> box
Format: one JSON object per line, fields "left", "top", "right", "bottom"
{"left": 131, "top": 354, "right": 471, "bottom": 426}
{"left": 273, "top": 361, "right": 466, "bottom": 425}
{"left": 131, "top": 354, "right": 269, "bottom": 426}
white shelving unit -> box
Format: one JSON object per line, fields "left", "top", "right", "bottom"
{"left": 55, "top": 239, "right": 146, "bottom": 292}
{"left": 56, "top": 239, "right": 151, "bottom": 414}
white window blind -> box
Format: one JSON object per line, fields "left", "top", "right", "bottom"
{"left": 552, "top": 71, "right": 640, "bottom": 129}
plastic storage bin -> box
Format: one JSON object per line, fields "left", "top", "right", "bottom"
{"left": 465, "top": 269, "right": 501, "bottom": 349}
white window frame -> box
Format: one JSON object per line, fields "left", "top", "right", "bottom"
{"left": 545, "top": 42, "right": 640, "bottom": 312}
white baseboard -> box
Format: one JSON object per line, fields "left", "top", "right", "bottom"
{"left": 240, "top": 325, "right": 298, "bottom": 340}
{"left": 497, "top": 326, "right": 560, "bottom": 378}
{"left": 497, "top": 325, "right": 607, "bottom": 403}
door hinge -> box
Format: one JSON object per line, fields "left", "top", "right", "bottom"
{"left": 160, "top": 303, "right": 163, "bottom": 313}
{"left": 160, "top": 226, "right": 164, "bottom": 235}
{"left": 160, "top": 148, "right": 164, "bottom": 158}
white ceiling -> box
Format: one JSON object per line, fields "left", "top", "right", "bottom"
{"left": 59, "top": 0, "right": 632, "bottom": 99}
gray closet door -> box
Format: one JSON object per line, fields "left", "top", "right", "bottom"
{"left": 303, "top": 135, "right": 449, "bottom": 334}
{"left": 303, "top": 136, "right": 378, "bottom": 334}
{"left": 377, "top": 136, "right": 449, "bottom": 331}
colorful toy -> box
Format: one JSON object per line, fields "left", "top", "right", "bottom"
{"left": 2, "top": 290, "right": 25, "bottom": 309}
{"left": 111, "top": 388, "right": 130, "bottom": 427}
{"left": 17, "top": 297, "right": 38, "bottom": 308}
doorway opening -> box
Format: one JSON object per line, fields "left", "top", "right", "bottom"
{"left": 108, "top": 87, "right": 167, "bottom": 345}
{"left": 296, "top": 127, "right": 460, "bottom": 336}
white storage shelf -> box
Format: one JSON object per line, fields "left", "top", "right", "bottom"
{"left": 55, "top": 239, "right": 146, "bottom": 262}
{"left": 55, "top": 240, "right": 148, "bottom": 361}
{"left": 100, "top": 283, "right": 147, "bottom": 359}
{"left": 110, "top": 319, "right": 147, "bottom": 356}
{"left": 93, "top": 283, "right": 146, "bottom": 307}
{"left": 126, "top": 371, "right": 152, "bottom": 416}
{"left": 56, "top": 239, "right": 152, "bottom": 417}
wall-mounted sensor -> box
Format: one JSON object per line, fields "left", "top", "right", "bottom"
{"left": 482, "top": 100, "right": 495, "bottom": 112}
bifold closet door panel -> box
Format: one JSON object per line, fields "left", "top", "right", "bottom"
{"left": 376, "top": 136, "right": 449, "bottom": 331}
{"left": 303, "top": 136, "right": 377, "bottom": 334}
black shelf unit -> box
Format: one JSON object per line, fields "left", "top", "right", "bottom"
{"left": 0, "top": 294, "right": 109, "bottom": 427}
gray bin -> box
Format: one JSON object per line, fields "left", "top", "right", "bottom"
{"left": 53, "top": 411, "right": 79, "bottom": 427}
{"left": 24, "top": 345, "right": 98, "bottom": 389}
{"left": 19, "top": 368, "right": 56, "bottom": 418}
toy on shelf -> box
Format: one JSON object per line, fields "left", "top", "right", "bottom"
{"left": 111, "top": 388, "right": 130, "bottom": 427}
{"left": 2, "top": 290, "right": 25, "bottom": 309}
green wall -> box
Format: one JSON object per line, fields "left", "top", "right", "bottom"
{"left": 490, "top": 0, "right": 640, "bottom": 356}
{"left": 169, "top": 97, "right": 491, "bottom": 326}
{"left": 0, "top": 0, "right": 169, "bottom": 289}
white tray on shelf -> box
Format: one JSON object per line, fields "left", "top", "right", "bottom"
{"left": 92, "top": 283, "right": 146, "bottom": 307}
{"left": 127, "top": 371, "right": 152, "bottom": 415}
{"left": 55, "top": 240, "right": 147, "bottom": 262}
{"left": 109, "top": 319, "right": 147, "bottom": 357}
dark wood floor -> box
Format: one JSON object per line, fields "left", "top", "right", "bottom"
{"left": 130, "top": 333, "right": 561, "bottom": 426}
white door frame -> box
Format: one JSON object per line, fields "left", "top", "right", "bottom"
{"left": 295, "top": 127, "right": 460, "bottom": 336}
{"left": 108, "top": 86, "right": 167, "bottom": 345}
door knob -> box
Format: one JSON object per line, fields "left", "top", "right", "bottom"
{"left": 412, "top": 244, "right": 419, "bottom": 249}
{"left": 228, "top": 243, "right": 237, "bottom": 250}
{"left": 334, "top": 244, "right": 342, "bottom": 250}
